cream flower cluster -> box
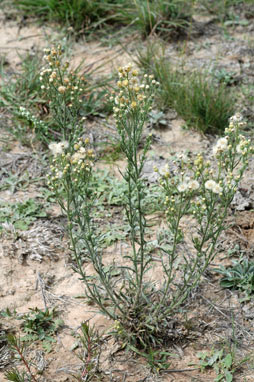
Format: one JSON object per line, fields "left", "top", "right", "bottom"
{"left": 71, "top": 147, "right": 89, "bottom": 163}
{"left": 49, "top": 141, "right": 69, "bottom": 156}
{"left": 177, "top": 179, "right": 200, "bottom": 193}
{"left": 71, "top": 147, "right": 85, "bottom": 162}
{"left": 111, "top": 64, "right": 159, "bottom": 116}
{"left": 212, "top": 137, "right": 228, "bottom": 156}
{"left": 236, "top": 136, "right": 251, "bottom": 155}
{"left": 39, "top": 45, "right": 86, "bottom": 106}
{"left": 226, "top": 113, "right": 246, "bottom": 133}
{"left": 205, "top": 180, "right": 222, "bottom": 194}
{"left": 49, "top": 138, "right": 94, "bottom": 188}
{"left": 19, "top": 106, "right": 49, "bottom": 136}
{"left": 229, "top": 113, "right": 243, "bottom": 124}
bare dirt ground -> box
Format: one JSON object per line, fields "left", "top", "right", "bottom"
{"left": 1, "top": 5, "right": 254, "bottom": 382}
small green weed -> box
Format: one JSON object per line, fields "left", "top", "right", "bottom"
{"left": 5, "top": 333, "right": 39, "bottom": 382}
{"left": 18, "top": 307, "right": 63, "bottom": 352}
{"left": 226, "top": 244, "right": 244, "bottom": 258}
{"left": 0, "top": 173, "right": 31, "bottom": 193}
{"left": 72, "top": 322, "right": 102, "bottom": 381}
{"left": 215, "top": 258, "right": 254, "bottom": 301}
{"left": 197, "top": 347, "right": 249, "bottom": 382}
{"left": 127, "top": 344, "right": 172, "bottom": 372}
{"left": 0, "top": 198, "right": 47, "bottom": 231}
{"left": 148, "top": 110, "right": 168, "bottom": 128}
{"left": 211, "top": 68, "right": 237, "bottom": 86}
{"left": 99, "top": 223, "right": 129, "bottom": 247}
{"left": 199, "top": 0, "right": 245, "bottom": 22}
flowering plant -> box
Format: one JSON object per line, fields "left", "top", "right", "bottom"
{"left": 39, "top": 45, "right": 87, "bottom": 143}
{"left": 49, "top": 63, "right": 253, "bottom": 352}
{"left": 159, "top": 113, "right": 253, "bottom": 318}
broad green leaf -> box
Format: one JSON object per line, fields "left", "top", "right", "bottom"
{"left": 224, "top": 354, "right": 232, "bottom": 368}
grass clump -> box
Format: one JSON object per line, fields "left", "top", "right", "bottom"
{"left": 135, "top": 47, "right": 235, "bottom": 134}
{"left": 119, "top": 0, "right": 193, "bottom": 39}
{"left": 13, "top": 0, "right": 114, "bottom": 33}
{"left": 0, "top": 52, "right": 43, "bottom": 112}
{"left": 13, "top": 0, "right": 193, "bottom": 39}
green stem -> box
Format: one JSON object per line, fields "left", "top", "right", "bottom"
{"left": 153, "top": 194, "right": 184, "bottom": 317}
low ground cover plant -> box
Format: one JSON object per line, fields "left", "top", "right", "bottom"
{"left": 216, "top": 258, "right": 254, "bottom": 301}
{"left": 0, "top": 199, "right": 47, "bottom": 231}
{"left": 3, "top": 308, "right": 63, "bottom": 381}
{"left": 47, "top": 57, "right": 253, "bottom": 359}
{"left": 19, "top": 307, "right": 63, "bottom": 352}
{"left": 197, "top": 347, "right": 250, "bottom": 382}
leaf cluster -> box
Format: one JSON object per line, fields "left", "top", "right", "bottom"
{"left": 216, "top": 258, "right": 254, "bottom": 300}
{"left": 0, "top": 199, "right": 46, "bottom": 231}
{"left": 197, "top": 348, "right": 249, "bottom": 382}
{"left": 18, "top": 308, "right": 63, "bottom": 352}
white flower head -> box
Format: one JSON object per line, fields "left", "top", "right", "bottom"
{"left": 212, "top": 183, "right": 223, "bottom": 194}
{"left": 160, "top": 164, "right": 169, "bottom": 176}
{"left": 71, "top": 147, "right": 87, "bottom": 163}
{"left": 229, "top": 113, "right": 243, "bottom": 124}
{"left": 205, "top": 179, "right": 216, "bottom": 191}
{"left": 205, "top": 179, "right": 222, "bottom": 194}
{"left": 236, "top": 143, "right": 243, "bottom": 154}
{"left": 213, "top": 137, "right": 228, "bottom": 156}
{"left": 188, "top": 180, "right": 200, "bottom": 191}
{"left": 49, "top": 141, "right": 68, "bottom": 156}
{"left": 58, "top": 86, "right": 66, "bottom": 94}
{"left": 236, "top": 139, "right": 248, "bottom": 154}
{"left": 56, "top": 171, "right": 63, "bottom": 179}
{"left": 177, "top": 182, "right": 188, "bottom": 193}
